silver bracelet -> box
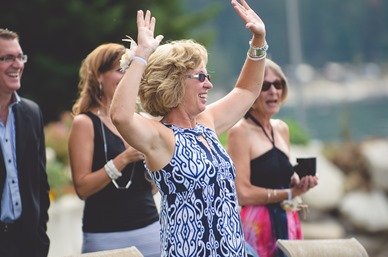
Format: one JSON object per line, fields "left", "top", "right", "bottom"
{"left": 247, "top": 40, "right": 268, "bottom": 61}
{"left": 286, "top": 188, "right": 292, "bottom": 201}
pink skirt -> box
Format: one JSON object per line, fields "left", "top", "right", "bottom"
{"left": 241, "top": 205, "right": 302, "bottom": 257}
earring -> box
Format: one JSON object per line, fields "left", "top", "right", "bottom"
{"left": 98, "top": 83, "right": 103, "bottom": 98}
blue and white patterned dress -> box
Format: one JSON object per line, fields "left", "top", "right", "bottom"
{"left": 146, "top": 123, "right": 247, "bottom": 257}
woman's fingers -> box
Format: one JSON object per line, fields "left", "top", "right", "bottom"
{"left": 144, "top": 10, "right": 151, "bottom": 28}
{"left": 137, "top": 10, "right": 144, "bottom": 27}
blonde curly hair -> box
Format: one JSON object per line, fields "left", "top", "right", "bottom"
{"left": 139, "top": 39, "right": 208, "bottom": 117}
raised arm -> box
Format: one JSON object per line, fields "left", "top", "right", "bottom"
{"left": 110, "top": 10, "right": 163, "bottom": 155}
{"left": 202, "top": 0, "right": 267, "bottom": 135}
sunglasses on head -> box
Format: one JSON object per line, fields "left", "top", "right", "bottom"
{"left": 186, "top": 73, "right": 211, "bottom": 82}
{"left": 262, "top": 79, "right": 285, "bottom": 91}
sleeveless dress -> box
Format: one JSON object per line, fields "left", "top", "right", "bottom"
{"left": 240, "top": 113, "right": 302, "bottom": 257}
{"left": 146, "top": 123, "right": 247, "bottom": 257}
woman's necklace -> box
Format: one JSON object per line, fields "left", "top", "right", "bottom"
{"left": 244, "top": 112, "right": 275, "bottom": 145}
{"left": 98, "top": 109, "right": 135, "bottom": 189}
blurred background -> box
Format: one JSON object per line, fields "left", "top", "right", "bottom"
{"left": 2, "top": 0, "right": 387, "bottom": 256}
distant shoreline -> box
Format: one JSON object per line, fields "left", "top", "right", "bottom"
{"left": 284, "top": 77, "right": 388, "bottom": 107}
{"left": 278, "top": 95, "right": 388, "bottom": 143}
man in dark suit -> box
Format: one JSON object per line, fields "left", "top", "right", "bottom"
{"left": 0, "top": 28, "right": 50, "bottom": 257}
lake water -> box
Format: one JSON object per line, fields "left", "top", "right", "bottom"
{"left": 276, "top": 96, "right": 388, "bottom": 143}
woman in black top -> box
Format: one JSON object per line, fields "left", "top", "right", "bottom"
{"left": 68, "top": 43, "right": 160, "bottom": 256}
{"left": 227, "top": 59, "right": 318, "bottom": 257}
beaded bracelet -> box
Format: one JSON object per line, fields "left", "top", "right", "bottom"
{"left": 247, "top": 40, "right": 268, "bottom": 61}
{"left": 104, "top": 160, "right": 122, "bottom": 180}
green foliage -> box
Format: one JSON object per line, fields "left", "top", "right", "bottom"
{"left": 45, "top": 112, "right": 73, "bottom": 165}
{"left": 44, "top": 112, "right": 74, "bottom": 200}
{"left": 283, "top": 118, "right": 310, "bottom": 146}
{"left": 218, "top": 132, "right": 227, "bottom": 147}
{"left": 47, "top": 158, "right": 73, "bottom": 199}
{"left": 3, "top": 0, "right": 387, "bottom": 125}
{"left": 1, "top": 0, "right": 217, "bottom": 123}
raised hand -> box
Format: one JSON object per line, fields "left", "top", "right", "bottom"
{"left": 135, "top": 10, "right": 164, "bottom": 59}
{"left": 231, "top": 0, "right": 266, "bottom": 39}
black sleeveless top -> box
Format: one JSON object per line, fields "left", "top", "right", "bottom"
{"left": 245, "top": 113, "right": 294, "bottom": 189}
{"left": 245, "top": 113, "right": 296, "bottom": 255}
{"left": 82, "top": 112, "right": 159, "bottom": 232}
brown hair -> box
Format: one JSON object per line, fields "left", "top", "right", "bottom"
{"left": 72, "top": 43, "right": 125, "bottom": 115}
{"left": 0, "top": 28, "right": 19, "bottom": 41}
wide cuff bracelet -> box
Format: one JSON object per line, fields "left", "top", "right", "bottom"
{"left": 247, "top": 40, "right": 269, "bottom": 61}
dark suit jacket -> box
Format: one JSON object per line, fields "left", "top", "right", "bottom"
{"left": 0, "top": 97, "right": 50, "bottom": 257}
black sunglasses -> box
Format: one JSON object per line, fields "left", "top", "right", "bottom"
{"left": 262, "top": 79, "right": 285, "bottom": 91}
{"left": 186, "top": 73, "right": 211, "bottom": 82}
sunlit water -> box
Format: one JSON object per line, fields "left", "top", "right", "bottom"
{"left": 276, "top": 96, "right": 388, "bottom": 142}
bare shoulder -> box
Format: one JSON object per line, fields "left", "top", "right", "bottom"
{"left": 229, "top": 117, "right": 247, "bottom": 131}
{"left": 271, "top": 118, "right": 290, "bottom": 145}
{"left": 271, "top": 118, "right": 289, "bottom": 133}
{"left": 69, "top": 114, "right": 94, "bottom": 137}
{"left": 227, "top": 118, "right": 253, "bottom": 157}
{"left": 228, "top": 118, "right": 250, "bottom": 141}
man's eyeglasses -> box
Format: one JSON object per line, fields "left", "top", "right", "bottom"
{"left": 262, "top": 79, "right": 285, "bottom": 91}
{"left": 186, "top": 73, "right": 211, "bottom": 82}
{"left": 0, "top": 54, "right": 28, "bottom": 64}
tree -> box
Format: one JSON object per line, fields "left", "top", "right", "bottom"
{"left": 1, "top": 0, "right": 217, "bottom": 123}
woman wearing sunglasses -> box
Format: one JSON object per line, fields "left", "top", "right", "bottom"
{"left": 110, "top": 0, "right": 267, "bottom": 256}
{"left": 226, "top": 59, "right": 319, "bottom": 257}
